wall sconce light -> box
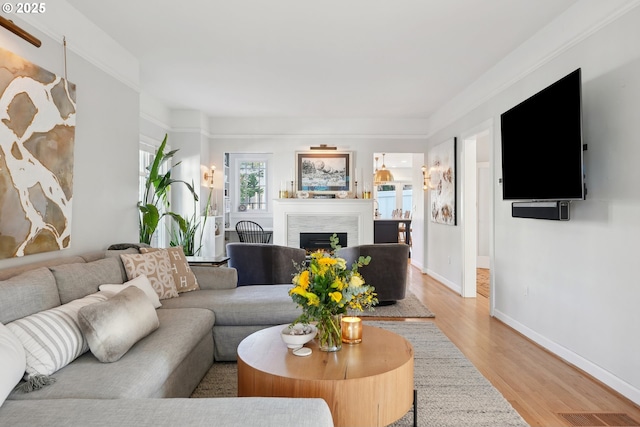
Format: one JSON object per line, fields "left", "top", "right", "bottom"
{"left": 204, "top": 165, "right": 216, "bottom": 187}
{"left": 309, "top": 144, "right": 337, "bottom": 150}
{"left": 421, "top": 165, "right": 431, "bottom": 190}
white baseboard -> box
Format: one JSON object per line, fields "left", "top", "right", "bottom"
{"left": 494, "top": 309, "right": 640, "bottom": 406}
{"left": 425, "top": 269, "right": 461, "bottom": 295}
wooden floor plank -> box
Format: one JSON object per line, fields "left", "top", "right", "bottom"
{"left": 395, "top": 265, "right": 640, "bottom": 427}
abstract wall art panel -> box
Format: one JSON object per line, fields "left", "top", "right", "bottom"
{"left": 0, "top": 47, "right": 76, "bottom": 258}
{"left": 429, "top": 137, "right": 457, "bottom": 225}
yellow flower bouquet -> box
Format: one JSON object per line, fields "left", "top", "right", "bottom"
{"left": 289, "top": 235, "right": 378, "bottom": 351}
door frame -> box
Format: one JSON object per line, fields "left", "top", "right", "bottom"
{"left": 460, "top": 119, "right": 494, "bottom": 313}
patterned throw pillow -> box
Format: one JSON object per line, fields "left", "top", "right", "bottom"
{"left": 120, "top": 251, "right": 179, "bottom": 300}
{"left": 140, "top": 247, "right": 199, "bottom": 293}
{"left": 6, "top": 292, "right": 109, "bottom": 390}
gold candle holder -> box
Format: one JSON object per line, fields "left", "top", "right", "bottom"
{"left": 341, "top": 316, "right": 362, "bottom": 344}
{"left": 362, "top": 182, "right": 372, "bottom": 199}
{"left": 279, "top": 181, "right": 289, "bottom": 198}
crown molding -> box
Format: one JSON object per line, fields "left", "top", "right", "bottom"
{"left": 207, "top": 134, "right": 429, "bottom": 140}
{"left": 170, "top": 127, "right": 215, "bottom": 139}
{"left": 139, "top": 111, "right": 171, "bottom": 131}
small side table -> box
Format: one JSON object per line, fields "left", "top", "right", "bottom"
{"left": 184, "top": 256, "right": 230, "bottom": 267}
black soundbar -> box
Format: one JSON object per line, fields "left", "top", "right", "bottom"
{"left": 511, "top": 201, "right": 570, "bottom": 221}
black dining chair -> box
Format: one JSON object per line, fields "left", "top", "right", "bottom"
{"left": 235, "top": 220, "right": 272, "bottom": 243}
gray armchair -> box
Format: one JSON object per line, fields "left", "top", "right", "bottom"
{"left": 336, "top": 243, "right": 410, "bottom": 304}
{"left": 226, "top": 243, "right": 306, "bottom": 286}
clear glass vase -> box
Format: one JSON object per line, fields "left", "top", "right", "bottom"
{"left": 316, "top": 313, "right": 342, "bottom": 352}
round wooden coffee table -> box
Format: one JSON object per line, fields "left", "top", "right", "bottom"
{"left": 237, "top": 323, "right": 414, "bottom": 427}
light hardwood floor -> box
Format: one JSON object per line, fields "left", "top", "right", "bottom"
{"left": 374, "top": 264, "right": 640, "bottom": 427}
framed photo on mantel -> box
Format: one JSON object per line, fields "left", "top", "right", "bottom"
{"left": 296, "top": 151, "right": 352, "bottom": 194}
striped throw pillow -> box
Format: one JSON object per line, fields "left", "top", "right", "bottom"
{"left": 6, "top": 292, "right": 109, "bottom": 386}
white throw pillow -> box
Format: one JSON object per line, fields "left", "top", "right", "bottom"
{"left": 78, "top": 286, "right": 159, "bottom": 363}
{"left": 6, "top": 292, "right": 109, "bottom": 390}
{"left": 99, "top": 275, "right": 162, "bottom": 308}
{"left": 0, "top": 323, "right": 26, "bottom": 406}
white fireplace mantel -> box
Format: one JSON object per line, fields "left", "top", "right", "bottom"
{"left": 273, "top": 199, "right": 374, "bottom": 248}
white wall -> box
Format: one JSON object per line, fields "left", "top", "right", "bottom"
{"left": 203, "top": 118, "right": 429, "bottom": 267}
{"left": 424, "top": 3, "right": 640, "bottom": 404}
{"left": 0, "top": 11, "right": 140, "bottom": 269}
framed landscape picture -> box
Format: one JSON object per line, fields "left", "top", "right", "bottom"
{"left": 296, "top": 151, "right": 352, "bottom": 194}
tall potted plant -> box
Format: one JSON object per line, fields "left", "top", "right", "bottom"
{"left": 138, "top": 134, "right": 198, "bottom": 245}
{"left": 168, "top": 192, "right": 201, "bottom": 256}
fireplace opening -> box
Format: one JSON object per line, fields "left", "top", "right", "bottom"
{"left": 300, "top": 232, "right": 347, "bottom": 254}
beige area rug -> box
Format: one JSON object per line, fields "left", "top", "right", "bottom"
{"left": 477, "top": 268, "right": 490, "bottom": 298}
{"left": 191, "top": 321, "right": 528, "bottom": 427}
{"left": 363, "top": 291, "right": 435, "bottom": 318}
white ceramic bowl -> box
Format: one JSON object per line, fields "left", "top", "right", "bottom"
{"left": 280, "top": 324, "right": 317, "bottom": 349}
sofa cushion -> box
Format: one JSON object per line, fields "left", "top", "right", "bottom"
{"left": 79, "top": 287, "right": 159, "bottom": 363}
{"left": 0, "top": 256, "right": 85, "bottom": 282}
{"left": 6, "top": 292, "right": 109, "bottom": 386}
{"left": 140, "top": 246, "right": 199, "bottom": 293}
{"left": 120, "top": 251, "right": 179, "bottom": 300}
{"left": 0, "top": 397, "right": 335, "bottom": 427}
{"left": 50, "top": 257, "right": 127, "bottom": 304}
{"left": 191, "top": 266, "right": 238, "bottom": 290}
{"left": 160, "top": 285, "right": 301, "bottom": 326}
{"left": 8, "top": 308, "right": 214, "bottom": 400}
{"left": 0, "top": 323, "right": 25, "bottom": 406}
{"left": 99, "top": 275, "right": 162, "bottom": 308}
{"left": 0, "top": 268, "right": 60, "bottom": 324}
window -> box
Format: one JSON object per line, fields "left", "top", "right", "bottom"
{"left": 139, "top": 141, "right": 168, "bottom": 247}
{"left": 376, "top": 185, "right": 396, "bottom": 218}
{"left": 238, "top": 160, "right": 267, "bottom": 211}
{"left": 376, "top": 184, "right": 413, "bottom": 218}
{"left": 139, "top": 149, "right": 154, "bottom": 205}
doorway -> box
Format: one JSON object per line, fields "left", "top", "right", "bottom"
{"left": 372, "top": 152, "right": 425, "bottom": 270}
{"left": 460, "top": 120, "right": 493, "bottom": 311}
{"left": 476, "top": 160, "right": 490, "bottom": 298}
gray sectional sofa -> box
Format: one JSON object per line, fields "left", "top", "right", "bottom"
{"left": 0, "top": 248, "right": 333, "bottom": 427}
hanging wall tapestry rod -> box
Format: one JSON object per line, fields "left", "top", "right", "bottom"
{"left": 0, "top": 16, "right": 41, "bottom": 47}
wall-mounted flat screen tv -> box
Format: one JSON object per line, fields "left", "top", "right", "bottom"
{"left": 500, "top": 68, "right": 585, "bottom": 201}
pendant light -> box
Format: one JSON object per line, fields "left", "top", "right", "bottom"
{"left": 374, "top": 153, "right": 394, "bottom": 184}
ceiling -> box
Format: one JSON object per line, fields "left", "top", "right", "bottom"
{"left": 67, "top": 0, "right": 578, "bottom": 118}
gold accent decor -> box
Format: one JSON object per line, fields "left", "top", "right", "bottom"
{"left": 374, "top": 153, "right": 394, "bottom": 184}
